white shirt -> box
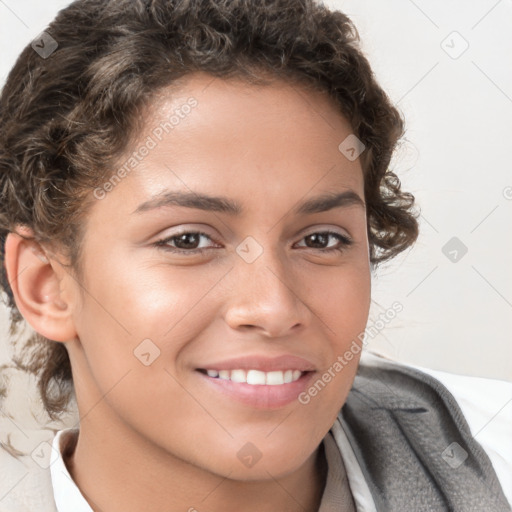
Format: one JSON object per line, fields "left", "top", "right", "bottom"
{"left": 50, "top": 430, "right": 91, "bottom": 512}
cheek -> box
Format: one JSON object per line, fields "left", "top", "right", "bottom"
{"left": 297, "top": 256, "right": 371, "bottom": 404}
{"left": 75, "top": 253, "right": 225, "bottom": 339}
{"left": 70, "top": 256, "right": 229, "bottom": 393}
{"left": 322, "top": 271, "right": 370, "bottom": 324}
{"left": 301, "top": 255, "right": 371, "bottom": 342}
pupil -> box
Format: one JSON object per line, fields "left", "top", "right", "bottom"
{"left": 307, "top": 233, "right": 327, "bottom": 248}
{"left": 176, "top": 233, "right": 199, "bottom": 249}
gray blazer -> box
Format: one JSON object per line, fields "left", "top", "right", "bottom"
{"left": 342, "top": 358, "right": 511, "bottom": 511}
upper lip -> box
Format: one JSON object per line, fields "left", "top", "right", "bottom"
{"left": 196, "top": 354, "right": 317, "bottom": 372}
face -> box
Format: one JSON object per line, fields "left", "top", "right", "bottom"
{"left": 64, "top": 73, "right": 371, "bottom": 480}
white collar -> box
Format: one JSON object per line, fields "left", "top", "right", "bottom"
{"left": 50, "top": 429, "right": 92, "bottom": 512}
{"left": 328, "top": 417, "right": 378, "bottom": 512}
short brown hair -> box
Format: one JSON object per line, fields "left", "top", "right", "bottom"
{"left": 0, "top": 0, "right": 418, "bottom": 417}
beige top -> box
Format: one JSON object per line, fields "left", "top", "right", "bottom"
{"left": 318, "top": 430, "right": 357, "bottom": 511}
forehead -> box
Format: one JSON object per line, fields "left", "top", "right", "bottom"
{"left": 92, "top": 73, "right": 364, "bottom": 221}
{"left": 146, "top": 73, "right": 354, "bottom": 155}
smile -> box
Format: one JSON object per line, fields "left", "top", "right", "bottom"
{"left": 202, "top": 369, "right": 304, "bottom": 385}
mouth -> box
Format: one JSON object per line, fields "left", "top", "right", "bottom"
{"left": 195, "top": 355, "right": 316, "bottom": 409}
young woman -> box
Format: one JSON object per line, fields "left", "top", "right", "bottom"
{"left": 0, "top": 1, "right": 510, "bottom": 511}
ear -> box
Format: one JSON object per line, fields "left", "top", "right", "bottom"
{"left": 4, "top": 226, "right": 77, "bottom": 343}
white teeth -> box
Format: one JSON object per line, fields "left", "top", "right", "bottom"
{"left": 247, "top": 370, "right": 266, "bottom": 385}
{"left": 230, "top": 369, "right": 246, "bottom": 383}
{"left": 204, "top": 368, "right": 304, "bottom": 385}
{"left": 266, "top": 371, "right": 284, "bottom": 385}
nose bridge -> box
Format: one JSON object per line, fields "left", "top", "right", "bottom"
{"left": 224, "top": 238, "right": 308, "bottom": 336}
{"left": 237, "top": 234, "right": 293, "bottom": 294}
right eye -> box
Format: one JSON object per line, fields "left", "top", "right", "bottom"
{"left": 155, "top": 231, "right": 221, "bottom": 254}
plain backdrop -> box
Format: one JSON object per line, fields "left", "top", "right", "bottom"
{"left": 0, "top": 0, "right": 511, "bottom": 407}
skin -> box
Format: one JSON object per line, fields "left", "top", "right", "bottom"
{"left": 6, "top": 73, "right": 371, "bottom": 512}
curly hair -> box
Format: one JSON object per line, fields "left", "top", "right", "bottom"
{"left": 0, "top": 0, "right": 418, "bottom": 417}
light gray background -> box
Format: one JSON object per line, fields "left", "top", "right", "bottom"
{"left": 1, "top": 0, "right": 511, "bottom": 393}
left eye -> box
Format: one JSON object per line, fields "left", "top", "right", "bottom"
{"left": 294, "top": 231, "right": 352, "bottom": 252}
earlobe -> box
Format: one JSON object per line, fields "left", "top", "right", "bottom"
{"left": 4, "top": 226, "right": 77, "bottom": 343}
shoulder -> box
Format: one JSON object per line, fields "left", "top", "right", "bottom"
{"left": 355, "top": 351, "right": 512, "bottom": 485}
{"left": 340, "top": 351, "right": 512, "bottom": 511}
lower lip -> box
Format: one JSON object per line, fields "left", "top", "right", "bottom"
{"left": 197, "top": 371, "right": 315, "bottom": 409}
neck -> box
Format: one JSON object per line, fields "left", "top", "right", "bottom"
{"left": 67, "top": 404, "right": 327, "bottom": 512}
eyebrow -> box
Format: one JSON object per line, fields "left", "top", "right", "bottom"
{"left": 132, "top": 190, "right": 365, "bottom": 215}
{"left": 294, "top": 190, "right": 365, "bottom": 215}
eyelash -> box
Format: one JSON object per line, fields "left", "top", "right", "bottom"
{"left": 154, "top": 230, "right": 353, "bottom": 255}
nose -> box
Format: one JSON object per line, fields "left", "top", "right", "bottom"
{"left": 223, "top": 252, "right": 311, "bottom": 338}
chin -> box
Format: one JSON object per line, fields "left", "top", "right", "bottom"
{"left": 225, "top": 436, "right": 319, "bottom": 481}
